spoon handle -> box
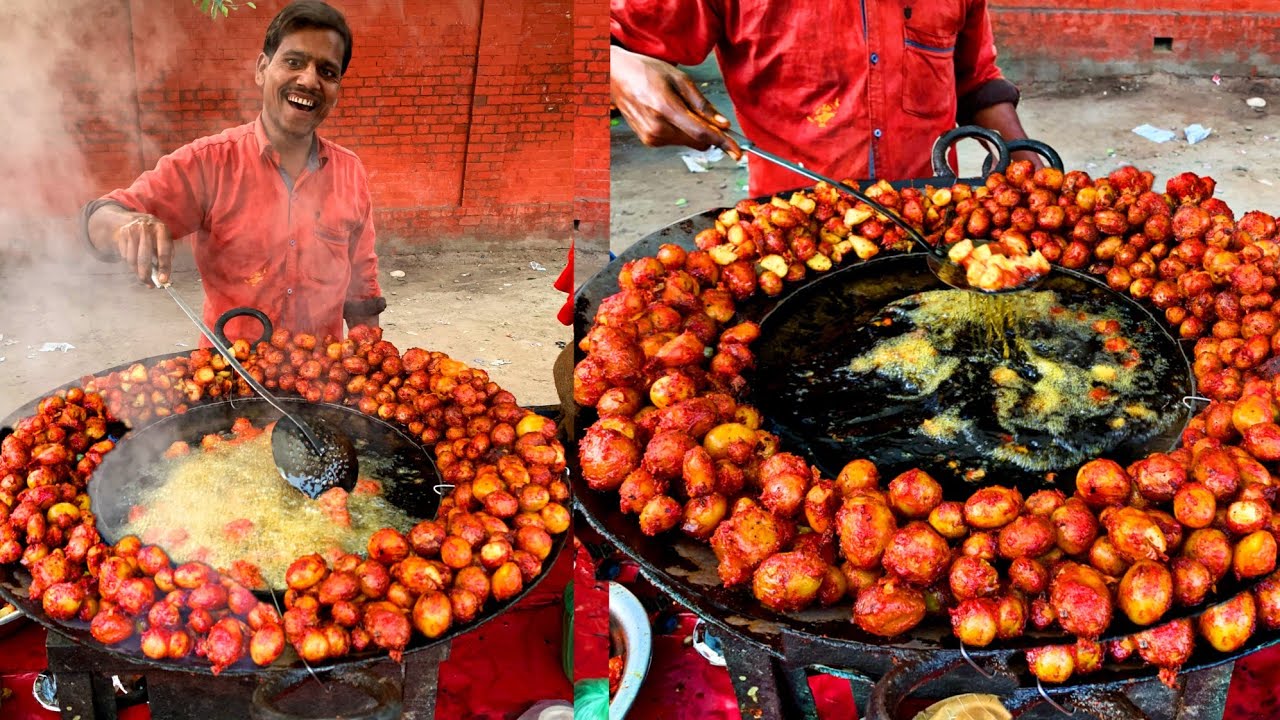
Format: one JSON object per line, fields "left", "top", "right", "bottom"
{"left": 723, "top": 129, "right": 938, "bottom": 256}
{"left": 151, "top": 265, "right": 324, "bottom": 454}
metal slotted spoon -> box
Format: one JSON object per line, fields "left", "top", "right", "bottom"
{"left": 151, "top": 263, "right": 358, "bottom": 498}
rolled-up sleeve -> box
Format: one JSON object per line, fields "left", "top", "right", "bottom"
{"left": 611, "top": 0, "right": 723, "bottom": 67}
{"left": 953, "top": 0, "right": 1020, "bottom": 123}
{"left": 342, "top": 168, "right": 385, "bottom": 320}
{"left": 100, "top": 145, "right": 206, "bottom": 241}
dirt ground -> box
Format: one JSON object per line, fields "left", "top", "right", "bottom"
{"left": 609, "top": 68, "right": 1280, "bottom": 257}
{"left": 0, "top": 244, "right": 570, "bottom": 417}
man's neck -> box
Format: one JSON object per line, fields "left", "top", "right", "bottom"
{"left": 262, "top": 121, "right": 315, "bottom": 174}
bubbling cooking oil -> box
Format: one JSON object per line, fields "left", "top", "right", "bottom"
{"left": 123, "top": 429, "right": 416, "bottom": 588}
{"left": 845, "top": 287, "right": 1169, "bottom": 472}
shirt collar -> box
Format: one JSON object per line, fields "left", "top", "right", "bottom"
{"left": 253, "top": 115, "right": 327, "bottom": 170}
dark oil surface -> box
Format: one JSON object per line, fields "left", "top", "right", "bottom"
{"left": 752, "top": 257, "right": 1192, "bottom": 495}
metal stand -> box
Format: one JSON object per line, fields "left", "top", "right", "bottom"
{"left": 43, "top": 630, "right": 451, "bottom": 720}
{"left": 711, "top": 627, "right": 1233, "bottom": 720}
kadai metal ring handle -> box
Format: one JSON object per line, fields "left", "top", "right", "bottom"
{"left": 930, "top": 125, "right": 1014, "bottom": 179}
{"left": 982, "top": 137, "right": 1066, "bottom": 175}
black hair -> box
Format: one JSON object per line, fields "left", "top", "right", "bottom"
{"left": 262, "top": 1, "right": 353, "bottom": 75}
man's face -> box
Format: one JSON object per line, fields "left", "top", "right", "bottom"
{"left": 255, "top": 27, "right": 344, "bottom": 143}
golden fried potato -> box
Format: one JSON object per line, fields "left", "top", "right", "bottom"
{"left": 835, "top": 494, "right": 898, "bottom": 570}
{"left": 887, "top": 468, "right": 942, "bottom": 519}
{"left": 997, "top": 515, "right": 1055, "bottom": 559}
{"left": 948, "top": 556, "right": 999, "bottom": 601}
{"left": 579, "top": 424, "right": 641, "bottom": 492}
{"left": 1232, "top": 530, "right": 1278, "bottom": 579}
{"left": 804, "top": 479, "right": 840, "bottom": 535}
{"left": 949, "top": 598, "right": 999, "bottom": 646}
{"left": 1127, "top": 453, "right": 1187, "bottom": 503}
{"left": 638, "top": 495, "right": 682, "bottom": 536}
{"left": 1088, "top": 536, "right": 1130, "bottom": 577}
{"left": 960, "top": 532, "right": 998, "bottom": 561}
{"left": 710, "top": 503, "right": 789, "bottom": 587}
{"left": 840, "top": 564, "right": 882, "bottom": 602}
{"left": 618, "top": 468, "right": 666, "bottom": 515}
{"left": 1050, "top": 499, "right": 1099, "bottom": 556}
{"left": 759, "top": 452, "right": 813, "bottom": 518}
{"left": 995, "top": 593, "right": 1027, "bottom": 640}
{"left": 836, "top": 459, "right": 880, "bottom": 497}
{"left": 1103, "top": 507, "right": 1168, "bottom": 563}
{"left": 1049, "top": 562, "right": 1112, "bottom": 638}
{"left": 1135, "top": 619, "right": 1194, "bottom": 688}
{"left": 1183, "top": 528, "right": 1233, "bottom": 582}
{"left": 1024, "top": 489, "right": 1066, "bottom": 517}
{"left": 853, "top": 578, "right": 926, "bottom": 637}
{"left": 1198, "top": 592, "right": 1257, "bottom": 653}
{"left": 1008, "top": 557, "right": 1049, "bottom": 595}
{"left": 1226, "top": 498, "right": 1271, "bottom": 536}
{"left": 1118, "top": 561, "right": 1173, "bottom": 626}
{"left": 1255, "top": 572, "right": 1280, "bottom": 630}
{"left": 680, "top": 494, "right": 729, "bottom": 541}
{"left": 1171, "top": 557, "right": 1213, "bottom": 607}
{"left": 1073, "top": 638, "right": 1104, "bottom": 675}
{"left": 1192, "top": 447, "right": 1241, "bottom": 500}
{"left": 928, "top": 501, "right": 968, "bottom": 540}
{"left": 1173, "top": 482, "right": 1216, "bottom": 529}
{"left": 881, "top": 522, "right": 950, "bottom": 586}
{"left": 1026, "top": 645, "right": 1075, "bottom": 684}
{"left": 1075, "top": 458, "right": 1131, "bottom": 509}
{"left": 752, "top": 551, "right": 827, "bottom": 612}
{"left": 963, "top": 486, "right": 1023, "bottom": 529}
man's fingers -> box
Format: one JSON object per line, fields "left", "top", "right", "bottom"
{"left": 671, "top": 74, "right": 726, "bottom": 126}
{"left": 135, "top": 224, "right": 154, "bottom": 284}
{"left": 154, "top": 223, "right": 173, "bottom": 286}
{"left": 122, "top": 223, "right": 140, "bottom": 279}
{"left": 669, "top": 75, "right": 742, "bottom": 158}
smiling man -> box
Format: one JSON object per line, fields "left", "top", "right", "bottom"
{"left": 81, "top": 1, "right": 385, "bottom": 345}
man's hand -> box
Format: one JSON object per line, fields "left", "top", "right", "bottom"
{"left": 611, "top": 45, "right": 742, "bottom": 159}
{"left": 87, "top": 205, "right": 174, "bottom": 286}
{"left": 971, "top": 102, "right": 1046, "bottom": 173}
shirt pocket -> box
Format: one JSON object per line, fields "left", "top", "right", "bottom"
{"left": 900, "top": 24, "right": 958, "bottom": 120}
{"left": 301, "top": 221, "right": 353, "bottom": 284}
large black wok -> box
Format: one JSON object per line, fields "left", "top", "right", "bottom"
{"left": 570, "top": 196, "right": 1280, "bottom": 694}
{"left": 0, "top": 353, "right": 566, "bottom": 677}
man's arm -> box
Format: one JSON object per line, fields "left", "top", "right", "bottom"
{"left": 952, "top": 0, "right": 1043, "bottom": 167}
{"left": 81, "top": 145, "right": 206, "bottom": 284}
{"left": 610, "top": 0, "right": 742, "bottom": 156}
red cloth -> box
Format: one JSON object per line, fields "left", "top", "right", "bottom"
{"left": 0, "top": 550, "right": 570, "bottom": 720}
{"left": 556, "top": 241, "right": 575, "bottom": 327}
{"left": 611, "top": 0, "right": 1008, "bottom": 196}
{"left": 101, "top": 116, "right": 383, "bottom": 346}
{"left": 573, "top": 538, "right": 610, "bottom": 681}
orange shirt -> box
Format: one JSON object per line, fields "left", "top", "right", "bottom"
{"left": 612, "top": 0, "right": 1016, "bottom": 197}
{"left": 97, "top": 116, "right": 383, "bottom": 345}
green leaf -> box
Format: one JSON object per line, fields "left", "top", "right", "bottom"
{"left": 674, "top": 198, "right": 688, "bottom": 207}
{"left": 221, "top": 3, "right": 229, "bottom": 15}
{"left": 199, "top": 0, "right": 211, "bottom": 12}
{"left": 247, "top": 2, "right": 256, "bottom": 7}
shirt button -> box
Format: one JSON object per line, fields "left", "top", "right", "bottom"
{"left": 287, "top": 288, "right": 293, "bottom": 295}
{"left": 870, "top": 53, "right": 879, "bottom": 64}
{"left": 290, "top": 240, "right": 296, "bottom": 247}
{"left": 874, "top": 128, "right": 883, "bottom": 138}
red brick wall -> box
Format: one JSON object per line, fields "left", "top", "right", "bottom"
{"left": 991, "top": 0, "right": 1280, "bottom": 82}
{"left": 17, "top": 0, "right": 580, "bottom": 247}
{"left": 572, "top": 0, "right": 611, "bottom": 248}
